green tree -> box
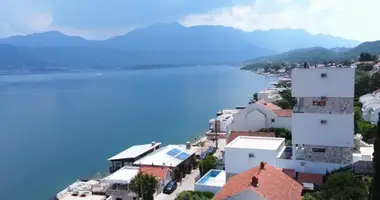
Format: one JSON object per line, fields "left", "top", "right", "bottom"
{"left": 355, "top": 72, "right": 371, "bottom": 97}
{"left": 302, "top": 191, "right": 323, "bottom": 200}
{"left": 359, "top": 52, "right": 377, "bottom": 62}
{"left": 357, "top": 121, "right": 377, "bottom": 143}
{"left": 129, "top": 173, "right": 159, "bottom": 200}
{"left": 259, "top": 128, "right": 292, "bottom": 144}
{"left": 275, "top": 99, "right": 291, "bottom": 109}
{"left": 324, "top": 172, "right": 368, "bottom": 200}
{"left": 357, "top": 63, "right": 374, "bottom": 71}
{"left": 253, "top": 93, "right": 258, "bottom": 101}
{"left": 373, "top": 114, "right": 380, "bottom": 200}
{"left": 175, "top": 191, "right": 214, "bottom": 200}
{"left": 199, "top": 155, "right": 217, "bottom": 176}
{"left": 279, "top": 89, "right": 297, "bottom": 108}
{"left": 354, "top": 106, "right": 362, "bottom": 131}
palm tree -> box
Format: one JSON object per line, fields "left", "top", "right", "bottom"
{"left": 129, "top": 173, "right": 158, "bottom": 200}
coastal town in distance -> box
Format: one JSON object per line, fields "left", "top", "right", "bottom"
{"left": 55, "top": 53, "right": 379, "bottom": 200}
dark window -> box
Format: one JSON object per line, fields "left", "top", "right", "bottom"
{"left": 116, "top": 198, "right": 122, "bottom": 200}
{"left": 313, "top": 100, "right": 326, "bottom": 106}
{"left": 312, "top": 148, "right": 325, "bottom": 153}
{"left": 271, "top": 118, "right": 275, "bottom": 123}
{"left": 320, "top": 120, "right": 327, "bottom": 124}
{"left": 321, "top": 73, "right": 327, "bottom": 78}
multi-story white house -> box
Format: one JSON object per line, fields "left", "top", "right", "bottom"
{"left": 291, "top": 67, "right": 358, "bottom": 173}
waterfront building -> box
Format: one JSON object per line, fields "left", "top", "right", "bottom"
{"left": 56, "top": 180, "right": 107, "bottom": 200}
{"left": 207, "top": 109, "right": 239, "bottom": 139}
{"left": 108, "top": 142, "right": 161, "bottom": 173}
{"left": 227, "top": 100, "right": 292, "bottom": 132}
{"left": 134, "top": 144, "right": 197, "bottom": 180}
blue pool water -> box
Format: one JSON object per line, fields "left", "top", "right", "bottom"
{"left": 198, "top": 169, "right": 222, "bottom": 184}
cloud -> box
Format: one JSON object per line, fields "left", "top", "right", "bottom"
{"left": 0, "top": 0, "right": 378, "bottom": 41}
{"left": 49, "top": 0, "right": 252, "bottom": 29}
{"left": 0, "top": 0, "right": 52, "bottom": 36}
{"left": 181, "top": 0, "right": 380, "bottom": 41}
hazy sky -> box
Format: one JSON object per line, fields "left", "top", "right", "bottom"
{"left": 0, "top": 0, "right": 377, "bottom": 41}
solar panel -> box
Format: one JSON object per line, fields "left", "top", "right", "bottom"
{"left": 166, "top": 148, "right": 181, "bottom": 157}
{"left": 175, "top": 152, "right": 190, "bottom": 161}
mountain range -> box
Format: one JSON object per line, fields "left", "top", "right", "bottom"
{"left": 0, "top": 23, "right": 362, "bottom": 72}
{"left": 241, "top": 40, "right": 380, "bottom": 70}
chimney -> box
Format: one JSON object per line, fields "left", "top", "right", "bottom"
{"left": 251, "top": 176, "right": 259, "bottom": 187}
{"left": 260, "top": 162, "right": 266, "bottom": 170}
{"left": 151, "top": 141, "right": 156, "bottom": 146}
{"left": 186, "top": 141, "right": 191, "bottom": 149}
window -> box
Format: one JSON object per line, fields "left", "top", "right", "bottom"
{"left": 271, "top": 118, "right": 275, "bottom": 123}
{"left": 313, "top": 100, "right": 326, "bottom": 106}
{"left": 312, "top": 148, "right": 325, "bottom": 153}
{"left": 116, "top": 198, "right": 123, "bottom": 200}
{"left": 320, "top": 120, "right": 327, "bottom": 124}
{"left": 321, "top": 73, "right": 327, "bottom": 78}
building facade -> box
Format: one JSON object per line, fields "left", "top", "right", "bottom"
{"left": 291, "top": 67, "right": 355, "bottom": 173}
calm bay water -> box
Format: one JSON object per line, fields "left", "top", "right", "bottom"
{"left": 0, "top": 65, "right": 275, "bottom": 200}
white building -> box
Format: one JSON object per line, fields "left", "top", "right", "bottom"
{"left": 291, "top": 67, "right": 370, "bottom": 174}
{"left": 57, "top": 180, "right": 107, "bottom": 200}
{"left": 101, "top": 166, "right": 140, "bottom": 200}
{"left": 257, "top": 89, "right": 282, "bottom": 103}
{"left": 208, "top": 109, "right": 239, "bottom": 133}
{"left": 227, "top": 100, "right": 292, "bottom": 133}
{"left": 224, "top": 136, "right": 286, "bottom": 178}
{"left": 360, "top": 89, "right": 380, "bottom": 123}
{"left": 108, "top": 142, "right": 161, "bottom": 173}
{"left": 221, "top": 68, "right": 374, "bottom": 191}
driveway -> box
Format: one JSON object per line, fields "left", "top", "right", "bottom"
{"left": 155, "top": 169, "right": 200, "bottom": 200}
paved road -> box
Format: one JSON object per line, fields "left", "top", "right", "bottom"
{"left": 155, "top": 169, "right": 200, "bottom": 200}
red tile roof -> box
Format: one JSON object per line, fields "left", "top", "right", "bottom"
{"left": 273, "top": 109, "right": 292, "bottom": 117}
{"left": 257, "top": 100, "right": 281, "bottom": 111}
{"left": 213, "top": 163, "right": 302, "bottom": 200}
{"left": 227, "top": 131, "right": 276, "bottom": 144}
{"left": 297, "top": 172, "right": 324, "bottom": 185}
{"left": 139, "top": 166, "right": 168, "bottom": 180}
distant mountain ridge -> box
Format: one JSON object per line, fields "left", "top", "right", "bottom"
{"left": 0, "top": 23, "right": 362, "bottom": 71}
{"left": 242, "top": 40, "right": 380, "bottom": 70}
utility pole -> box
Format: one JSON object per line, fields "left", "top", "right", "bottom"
{"left": 215, "top": 120, "right": 219, "bottom": 150}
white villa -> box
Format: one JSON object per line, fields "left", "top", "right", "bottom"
{"left": 227, "top": 100, "right": 292, "bottom": 132}
{"left": 360, "top": 89, "right": 380, "bottom": 124}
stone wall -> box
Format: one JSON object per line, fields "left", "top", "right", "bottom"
{"left": 304, "top": 145, "right": 353, "bottom": 164}
{"left": 294, "top": 97, "right": 353, "bottom": 114}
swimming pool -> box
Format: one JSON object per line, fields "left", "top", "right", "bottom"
{"left": 197, "top": 170, "right": 222, "bottom": 184}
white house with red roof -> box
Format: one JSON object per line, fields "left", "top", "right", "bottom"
{"left": 227, "top": 100, "right": 292, "bottom": 133}
{"left": 213, "top": 162, "right": 302, "bottom": 200}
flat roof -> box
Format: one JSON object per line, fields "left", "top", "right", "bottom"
{"left": 134, "top": 144, "right": 196, "bottom": 167}
{"left": 103, "top": 166, "right": 139, "bottom": 184}
{"left": 226, "top": 136, "right": 285, "bottom": 150}
{"left": 108, "top": 142, "right": 161, "bottom": 161}
{"left": 60, "top": 194, "right": 106, "bottom": 200}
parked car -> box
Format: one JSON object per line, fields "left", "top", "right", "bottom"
{"left": 163, "top": 180, "right": 177, "bottom": 194}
